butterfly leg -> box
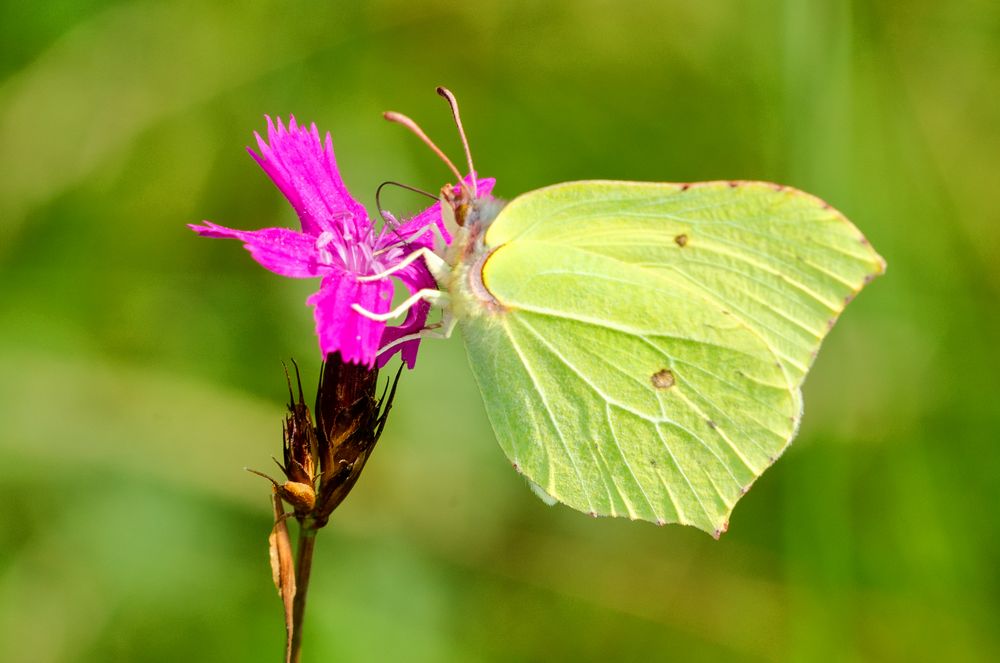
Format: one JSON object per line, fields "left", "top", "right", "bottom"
{"left": 357, "top": 247, "right": 451, "bottom": 284}
{"left": 351, "top": 288, "right": 448, "bottom": 322}
{"left": 374, "top": 312, "right": 457, "bottom": 359}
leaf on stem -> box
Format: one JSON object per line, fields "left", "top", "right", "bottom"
{"left": 268, "top": 490, "right": 296, "bottom": 663}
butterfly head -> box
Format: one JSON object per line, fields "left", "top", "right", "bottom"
{"left": 438, "top": 186, "right": 505, "bottom": 261}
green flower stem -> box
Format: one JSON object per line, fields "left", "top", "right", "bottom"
{"left": 290, "top": 521, "right": 318, "bottom": 663}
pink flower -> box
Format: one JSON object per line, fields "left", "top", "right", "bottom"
{"left": 189, "top": 116, "right": 493, "bottom": 368}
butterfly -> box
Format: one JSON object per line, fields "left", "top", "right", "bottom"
{"left": 356, "top": 87, "right": 885, "bottom": 537}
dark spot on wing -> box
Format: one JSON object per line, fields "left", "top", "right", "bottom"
{"left": 706, "top": 419, "right": 718, "bottom": 430}
{"left": 674, "top": 233, "right": 688, "bottom": 247}
{"left": 680, "top": 183, "right": 691, "bottom": 191}
{"left": 651, "top": 369, "right": 675, "bottom": 390}
{"left": 713, "top": 521, "right": 730, "bottom": 539}
{"left": 727, "top": 181, "right": 739, "bottom": 188}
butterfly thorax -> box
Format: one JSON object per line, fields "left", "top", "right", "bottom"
{"left": 444, "top": 195, "right": 507, "bottom": 320}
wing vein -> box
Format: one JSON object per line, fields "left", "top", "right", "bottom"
{"left": 514, "top": 316, "right": 659, "bottom": 519}
{"left": 499, "top": 320, "right": 597, "bottom": 513}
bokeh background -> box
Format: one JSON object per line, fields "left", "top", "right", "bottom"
{"left": 2, "top": 1, "right": 998, "bottom": 661}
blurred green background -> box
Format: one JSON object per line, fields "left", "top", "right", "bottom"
{"left": 1, "top": 1, "right": 998, "bottom": 661}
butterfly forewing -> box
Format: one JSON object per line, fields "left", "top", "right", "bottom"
{"left": 485, "top": 181, "right": 885, "bottom": 388}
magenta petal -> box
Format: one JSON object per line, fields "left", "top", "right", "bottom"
{"left": 307, "top": 272, "right": 395, "bottom": 368}
{"left": 377, "top": 301, "right": 429, "bottom": 369}
{"left": 193, "top": 111, "right": 502, "bottom": 370}
{"left": 376, "top": 261, "right": 437, "bottom": 369}
{"left": 249, "top": 116, "right": 370, "bottom": 238}
{"left": 188, "top": 221, "right": 325, "bottom": 278}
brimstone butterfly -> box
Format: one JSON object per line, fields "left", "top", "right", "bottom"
{"left": 361, "top": 88, "right": 885, "bottom": 537}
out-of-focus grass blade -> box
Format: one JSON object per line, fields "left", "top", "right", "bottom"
{"left": 0, "top": 1, "right": 353, "bottom": 250}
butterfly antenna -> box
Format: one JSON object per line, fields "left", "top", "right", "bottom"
{"left": 436, "top": 86, "right": 477, "bottom": 196}
{"left": 383, "top": 110, "right": 472, "bottom": 197}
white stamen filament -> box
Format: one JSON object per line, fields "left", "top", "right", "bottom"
{"left": 315, "top": 231, "right": 336, "bottom": 265}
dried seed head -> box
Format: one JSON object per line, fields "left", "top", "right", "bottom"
{"left": 281, "top": 360, "right": 318, "bottom": 487}
{"left": 311, "top": 352, "right": 402, "bottom": 527}
{"left": 256, "top": 354, "right": 402, "bottom": 528}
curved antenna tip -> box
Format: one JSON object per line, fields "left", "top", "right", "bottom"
{"left": 434, "top": 87, "right": 477, "bottom": 195}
